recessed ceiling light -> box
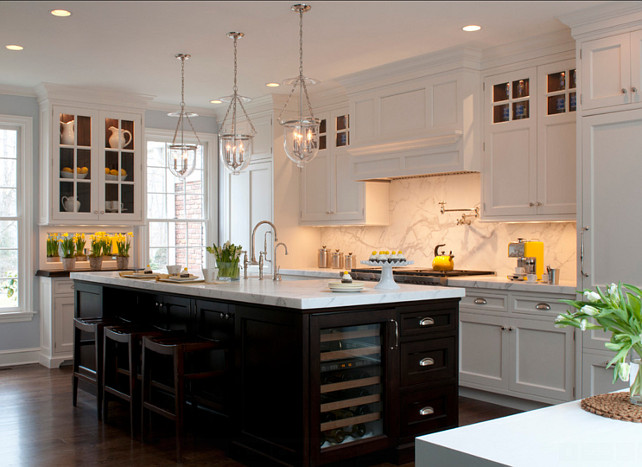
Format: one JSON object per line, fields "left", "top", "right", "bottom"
{"left": 265, "top": 82, "right": 280, "bottom": 88}
{"left": 5, "top": 44, "right": 24, "bottom": 51}
{"left": 210, "top": 99, "right": 223, "bottom": 104}
{"left": 51, "top": 9, "right": 71, "bottom": 17}
{"left": 462, "top": 25, "right": 481, "bottom": 32}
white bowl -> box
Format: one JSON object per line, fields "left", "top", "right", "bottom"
{"left": 166, "top": 265, "right": 182, "bottom": 275}
{"left": 105, "top": 173, "right": 127, "bottom": 181}
{"left": 60, "top": 171, "right": 87, "bottom": 179}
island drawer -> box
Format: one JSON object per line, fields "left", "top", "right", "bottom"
{"left": 400, "top": 384, "right": 458, "bottom": 438}
{"left": 400, "top": 337, "right": 456, "bottom": 387}
{"left": 460, "top": 292, "right": 507, "bottom": 312}
{"left": 511, "top": 293, "right": 572, "bottom": 316}
{"left": 399, "top": 306, "right": 456, "bottom": 338}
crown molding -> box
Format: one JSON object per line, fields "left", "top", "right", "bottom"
{"left": 145, "top": 100, "right": 218, "bottom": 117}
{"left": 558, "top": 2, "right": 642, "bottom": 40}
{"left": 0, "top": 84, "right": 37, "bottom": 98}
{"left": 36, "top": 83, "right": 154, "bottom": 110}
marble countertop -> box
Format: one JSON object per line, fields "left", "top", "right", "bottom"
{"left": 70, "top": 271, "right": 465, "bottom": 310}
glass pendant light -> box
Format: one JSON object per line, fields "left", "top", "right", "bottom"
{"left": 168, "top": 53, "right": 200, "bottom": 179}
{"left": 278, "top": 3, "right": 320, "bottom": 168}
{"left": 219, "top": 32, "right": 256, "bottom": 175}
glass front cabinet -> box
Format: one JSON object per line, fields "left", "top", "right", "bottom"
{"left": 39, "top": 100, "right": 144, "bottom": 225}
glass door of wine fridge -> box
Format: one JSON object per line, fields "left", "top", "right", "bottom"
{"left": 310, "top": 309, "right": 399, "bottom": 464}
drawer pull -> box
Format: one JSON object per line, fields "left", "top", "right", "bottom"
{"left": 419, "top": 406, "right": 434, "bottom": 416}
{"left": 474, "top": 298, "right": 487, "bottom": 305}
{"left": 419, "top": 357, "right": 435, "bottom": 367}
{"left": 536, "top": 303, "right": 551, "bottom": 311}
{"left": 419, "top": 317, "right": 435, "bottom": 327}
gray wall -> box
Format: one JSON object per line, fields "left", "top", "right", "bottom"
{"left": 145, "top": 109, "right": 218, "bottom": 134}
{"left": 0, "top": 94, "right": 40, "bottom": 352}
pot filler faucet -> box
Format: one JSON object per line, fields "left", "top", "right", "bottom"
{"left": 250, "top": 220, "right": 288, "bottom": 280}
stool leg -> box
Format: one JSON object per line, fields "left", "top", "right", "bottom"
{"left": 102, "top": 333, "right": 111, "bottom": 421}
{"left": 72, "top": 325, "right": 80, "bottom": 407}
{"left": 128, "top": 335, "right": 137, "bottom": 437}
{"left": 175, "top": 349, "right": 184, "bottom": 463}
{"left": 95, "top": 326, "right": 104, "bottom": 420}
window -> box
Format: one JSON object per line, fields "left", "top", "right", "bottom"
{"left": 0, "top": 115, "right": 33, "bottom": 321}
{"left": 145, "top": 130, "right": 216, "bottom": 271}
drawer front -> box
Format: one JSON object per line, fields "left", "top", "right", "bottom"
{"left": 400, "top": 337, "right": 456, "bottom": 387}
{"left": 399, "top": 307, "right": 456, "bottom": 338}
{"left": 460, "top": 291, "right": 507, "bottom": 312}
{"left": 512, "top": 293, "right": 574, "bottom": 316}
{"left": 400, "top": 384, "right": 458, "bottom": 439}
{"left": 53, "top": 279, "right": 74, "bottom": 295}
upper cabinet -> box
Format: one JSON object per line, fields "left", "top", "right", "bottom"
{"left": 481, "top": 59, "right": 576, "bottom": 221}
{"left": 580, "top": 30, "right": 642, "bottom": 112}
{"left": 300, "top": 107, "right": 389, "bottom": 226}
{"left": 37, "top": 85, "right": 148, "bottom": 225}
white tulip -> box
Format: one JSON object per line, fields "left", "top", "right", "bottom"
{"left": 581, "top": 305, "right": 599, "bottom": 316}
{"left": 580, "top": 319, "right": 587, "bottom": 331}
{"left": 584, "top": 290, "right": 601, "bottom": 303}
{"left": 619, "top": 362, "right": 631, "bottom": 382}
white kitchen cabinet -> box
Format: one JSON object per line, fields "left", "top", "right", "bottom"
{"left": 38, "top": 277, "right": 75, "bottom": 368}
{"left": 482, "top": 60, "right": 576, "bottom": 221}
{"left": 580, "top": 30, "right": 642, "bottom": 111}
{"left": 300, "top": 108, "right": 389, "bottom": 226}
{"left": 37, "top": 85, "right": 146, "bottom": 225}
{"left": 581, "top": 350, "right": 629, "bottom": 398}
{"left": 460, "top": 288, "right": 576, "bottom": 404}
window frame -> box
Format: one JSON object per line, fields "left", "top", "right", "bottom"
{"left": 143, "top": 128, "right": 218, "bottom": 269}
{"left": 0, "top": 114, "right": 34, "bottom": 323}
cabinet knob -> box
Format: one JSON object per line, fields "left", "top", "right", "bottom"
{"left": 419, "top": 406, "right": 435, "bottom": 416}
{"left": 473, "top": 298, "right": 487, "bottom": 305}
{"left": 632, "top": 87, "right": 638, "bottom": 93}
{"left": 535, "top": 303, "right": 551, "bottom": 311}
{"left": 100, "top": 210, "right": 105, "bottom": 214}
{"left": 419, "top": 357, "right": 435, "bottom": 367}
{"left": 501, "top": 325, "right": 507, "bottom": 331}
{"left": 529, "top": 202, "right": 535, "bottom": 207}
{"left": 419, "top": 317, "right": 435, "bottom": 327}
{"left": 536, "top": 201, "right": 543, "bottom": 206}
{"left": 622, "top": 88, "right": 628, "bottom": 94}
{"left": 93, "top": 210, "right": 98, "bottom": 214}
{"left": 508, "top": 327, "right": 514, "bottom": 332}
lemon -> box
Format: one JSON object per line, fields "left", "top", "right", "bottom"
{"left": 120, "top": 168, "right": 127, "bottom": 176}
{"left": 110, "top": 169, "right": 118, "bottom": 176}
{"left": 62, "top": 167, "right": 73, "bottom": 173}
{"left": 105, "top": 167, "right": 110, "bottom": 174}
{"left": 76, "top": 167, "right": 82, "bottom": 173}
{"left": 81, "top": 167, "right": 89, "bottom": 174}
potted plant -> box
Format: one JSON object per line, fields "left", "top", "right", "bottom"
{"left": 115, "top": 232, "right": 133, "bottom": 270}
{"left": 46, "top": 233, "right": 59, "bottom": 262}
{"left": 58, "top": 232, "right": 76, "bottom": 271}
{"left": 556, "top": 282, "right": 642, "bottom": 405}
{"left": 100, "top": 232, "right": 114, "bottom": 260}
{"left": 206, "top": 241, "right": 242, "bottom": 281}
{"left": 87, "top": 234, "right": 104, "bottom": 270}
{"left": 74, "top": 233, "right": 86, "bottom": 261}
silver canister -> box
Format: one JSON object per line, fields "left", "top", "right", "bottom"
{"left": 318, "top": 246, "right": 328, "bottom": 269}
{"left": 547, "top": 267, "right": 560, "bottom": 285}
{"left": 344, "top": 253, "right": 355, "bottom": 270}
{"left": 331, "top": 249, "right": 344, "bottom": 269}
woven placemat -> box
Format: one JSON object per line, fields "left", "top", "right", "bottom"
{"left": 580, "top": 392, "right": 642, "bottom": 422}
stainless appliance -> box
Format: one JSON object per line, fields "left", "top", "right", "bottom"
{"left": 349, "top": 267, "right": 495, "bottom": 285}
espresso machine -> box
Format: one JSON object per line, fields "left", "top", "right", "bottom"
{"left": 508, "top": 238, "right": 544, "bottom": 281}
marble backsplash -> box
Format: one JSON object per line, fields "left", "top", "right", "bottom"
{"left": 319, "top": 173, "right": 577, "bottom": 283}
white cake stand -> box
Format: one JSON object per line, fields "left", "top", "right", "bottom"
{"left": 360, "top": 260, "right": 414, "bottom": 290}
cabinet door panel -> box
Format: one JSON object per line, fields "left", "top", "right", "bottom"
{"left": 631, "top": 30, "right": 642, "bottom": 105}
{"left": 538, "top": 119, "right": 575, "bottom": 214}
{"left": 459, "top": 312, "right": 507, "bottom": 390}
{"left": 54, "top": 295, "right": 75, "bottom": 355}
{"left": 508, "top": 318, "right": 574, "bottom": 401}
{"left": 581, "top": 33, "right": 631, "bottom": 110}
{"left": 300, "top": 151, "right": 331, "bottom": 220}
{"left": 332, "top": 150, "right": 363, "bottom": 220}
{"left": 380, "top": 88, "right": 426, "bottom": 137}
{"left": 581, "top": 351, "right": 629, "bottom": 398}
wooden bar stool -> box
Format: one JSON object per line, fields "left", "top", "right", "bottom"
{"left": 72, "top": 317, "right": 117, "bottom": 419}
{"left": 141, "top": 335, "right": 229, "bottom": 462}
{"left": 102, "top": 325, "right": 164, "bottom": 436}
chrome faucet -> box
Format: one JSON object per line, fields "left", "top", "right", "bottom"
{"left": 250, "top": 220, "right": 278, "bottom": 277}
{"left": 273, "top": 242, "right": 288, "bottom": 281}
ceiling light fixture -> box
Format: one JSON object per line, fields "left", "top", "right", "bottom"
{"left": 278, "top": 3, "right": 320, "bottom": 168}
{"left": 167, "top": 53, "right": 199, "bottom": 179}
{"left": 5, "top": 44, "right": 24, "bottom": 51}
{"left": 218, "top": 32, "right": 256, "bottom": 175}
{"left": 462, "top": 25, "right": 481, "bottom": 32}
{"left": 50, "top": 9, "right": 71, "bottom": 17}
{"left": 210, "top": 99, "right": 223, "bottom": 104}
{"left": 266, "top": 82, "right": 280, "bottom": 88}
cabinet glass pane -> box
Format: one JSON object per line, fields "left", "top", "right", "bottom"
{"left": 548, "top": 95, "right": 566, "bottom": 115}
{"left": 569, "top": 92, "right": 577, "bottom": 112}
{"left": 547, "top": 72, "right": 566, "bottom": 93}
{"left": 493, "top": 104, "right": 509, "bottom": 123}
{"left": 512, "top": 101, "right": 529, "bottom": 120}
{"left": 336, "top": 115, "right": 347, "bottom": 131}
{"left": 58, "top": 112, "right": 92, "bottom": 214}
{"left": 105, "top": 118, "right": 134, "bottom": 150}
{"left": 319, "top": 118, "right": 327, "bottom": 150}
{"left": 512, "top": 79, "right": 529, "bottom": 98}
{"left": 493, "top": 83, "right": 510, "bottom": 102}
{"left": 319, "top": 324, "right": 383, "bottom": 449}
{"left": 569, "top": 69, "right": 576, "bottom": 89}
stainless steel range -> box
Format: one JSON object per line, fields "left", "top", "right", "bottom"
{"left": 349, "top": 268, "right": 496, "bottom": 285}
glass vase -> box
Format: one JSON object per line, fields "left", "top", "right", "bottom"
{"left": 217, "top": 262, "right": 240, "bottom": 281}
{"left": 630, "top": 358, "right": 642, "bottom": 406}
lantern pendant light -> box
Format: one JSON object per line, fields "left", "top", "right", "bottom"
{"left": 167, "top": 53, "right": 200, "bottom": 179}
{"left": 278, "top": 3, "right": 320, "bottom": 168}
{"left": 219, "top": 32, "right": 256, "bottom": 175}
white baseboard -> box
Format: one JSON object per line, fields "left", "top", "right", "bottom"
{"left": 38, "top": 352, "right": 72, "bottom": 369}
{"left": 0, "top": 347, "right": 40, "bottom": 367}
{"left": 459, "top": 386, "right": 550, "bottom": 412}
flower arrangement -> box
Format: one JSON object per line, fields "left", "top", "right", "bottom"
{"left": 46, "top": 234, "right": 59, "bottom": 258}
{"left": 58, "top": 233, "right": 76, "bottom": 258}
{"left": 115, "top": 232, "right": 133, "bottom": 257}
{"left": 88, "top": 234, "right": 105, "bottom": 258}
{"left": 556, "top": 282, "right": 642, "bottom": 405}
{"left": 74, "top": 233, "right": 86, "bottom": 257}
{"left": 206, "top": 241, "right": 242, "bottom": 279}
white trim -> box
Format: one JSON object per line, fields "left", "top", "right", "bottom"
{"left": 0, "top": 347, "right": 40, "bottom": 367}
{"left": 0, "top": 85, "right": 37, "bottom": 98}
{"left": 0, "top": 114, "right": 34, "bottom": 320}
{"left": 0, "top": 310, "right": 37, "bottom": 323}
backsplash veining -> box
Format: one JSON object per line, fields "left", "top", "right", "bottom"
{"left": 319, "top": 173, "right": 577, "bottom": 283}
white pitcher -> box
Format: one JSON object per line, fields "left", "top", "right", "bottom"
{"left": 61, "top": 196, "right": 80, "bottom": 212}
{"left": 108, "top": 126, "right": 132, "bottom": 149}
{"left": 60, "top": 120, "right": 75, "bottom": 145}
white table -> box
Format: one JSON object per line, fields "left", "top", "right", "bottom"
{"left": 416, "top": 395, "right": 642, "bottom": 466}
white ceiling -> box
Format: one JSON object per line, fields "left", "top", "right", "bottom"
{"left": 0, "top": 1, "right": 610, "bottom": 112}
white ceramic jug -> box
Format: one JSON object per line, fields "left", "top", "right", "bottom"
{"left": 108, "top": 126, "right": 132, "bottom": 149}
{"left": 61, "top": 196, "right": 80, "bottom": 212}
{"left": 60, "top": 120, "right": 75, "bottom": 145}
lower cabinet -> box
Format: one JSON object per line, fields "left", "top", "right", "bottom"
{"left": 39, "top": 277, "right": 75, "bottom": 368}
{"left": 459, "top": 288, "right": 576, "bottom": 404}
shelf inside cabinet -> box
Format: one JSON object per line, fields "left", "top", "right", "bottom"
{"left": 321, "top": 375, "right": 381, "bottom": 393}
{"left": 321, "top": 346, "right": 381, "bottom": 362}
{"left": 320, "top": 411, "right": 381, "bottom": 432}
{"left": 321, "top": 328, "right": 379, "bottom": 342}
{"left": 321, "top": 393, "right": 381, "bottom": 413}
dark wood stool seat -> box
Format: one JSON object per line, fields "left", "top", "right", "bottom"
{"left": 141, "top": 335, "right": 229, "bottom": 462}
{"left": 102, "top": 325, "right": 165, "bottom": 436}
{"left": 72, "top": 317, "right": 118, "bottom": 419}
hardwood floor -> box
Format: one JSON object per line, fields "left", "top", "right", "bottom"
{"left": 0, "top": 364, "right": 521, "bottom": 466}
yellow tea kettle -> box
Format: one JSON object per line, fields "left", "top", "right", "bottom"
{"left": 432, "top": 244, "right": 455, "bottom": 271}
